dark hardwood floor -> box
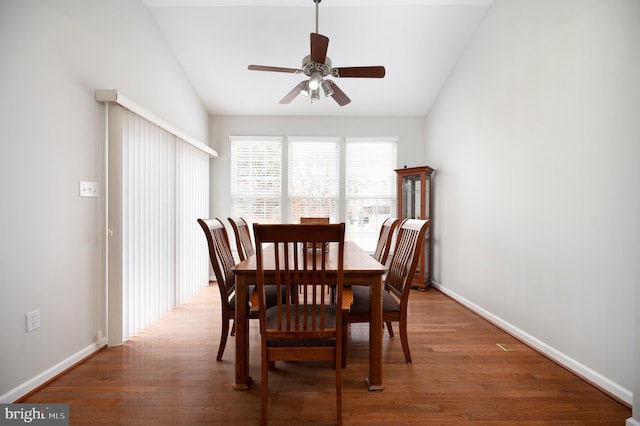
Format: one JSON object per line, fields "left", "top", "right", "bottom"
{"left": 22, "top": 284, "right": 630, "bottom": 425}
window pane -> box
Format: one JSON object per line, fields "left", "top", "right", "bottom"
{"left": 290, "top": 197, "right": 338, "bottom": 223}
{"left": 346, "top": 198, "right": 393, "bottom": 250}
{"left": 288, "top": 139, "right": 339, "bottom": 223}
{"left": 345, "top": 139, "right": 397, "bottom": 252}
{"left": 231, "top": 198, "right": 280, "bottom": 224}
{"left": 231, "top": 138, "right": 282, "bottom": 223}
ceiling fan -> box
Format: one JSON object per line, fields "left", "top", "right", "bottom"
{"left": 247, "top": 0, "right": 385, "bottom": 106}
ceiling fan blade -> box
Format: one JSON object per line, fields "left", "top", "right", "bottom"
{"left": 310, "top": 33, "right": 329, "bottom": 64}
{"left": 279, "top": 81, "right": 306, "bottom": 104}
{"left": 332, "top": 66, "right": 386, "bottom": 78}
{"left": 328, "top": 81, "right": 351, "bottom": 106}
{"left": 248, "top": 65, "right": 301, "bottom": 74}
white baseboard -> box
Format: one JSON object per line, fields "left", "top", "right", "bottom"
{"left": 431, "top": 281, "right": 633, "bottom": 406}
{"left": 0, "top": 342, "right": 102, "bottom": 403}
{"left": 627, "top": 417, "right": 640, "bottom": 426}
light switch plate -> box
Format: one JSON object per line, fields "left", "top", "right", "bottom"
{"left": 79, "top": 181, "right": 99, "bottom": 197}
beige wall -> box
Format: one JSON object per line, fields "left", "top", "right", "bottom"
{"left": 0, "top": 0, "right": 208, "bottom": 401}
{"left": 424, "top": 0, "right": 639, "bottom": 409}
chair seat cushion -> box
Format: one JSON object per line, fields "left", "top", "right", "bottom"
{"left": 349, "top": 285, "right": 400, "bottom": 315}
{"left": 266, "top": 304, "right": 337, "bottom": 347}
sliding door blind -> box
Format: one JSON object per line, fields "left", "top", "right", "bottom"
{"left": 175, "top": 141, "right": 210, "bottom": 303}
{"left": 122, "top": 112, "right": 176, "bottom": 338}
{"left": 101, "top": 93, "right": 215, "bottom": 345}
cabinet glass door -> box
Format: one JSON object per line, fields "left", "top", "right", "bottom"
{"left": 401, "top": 174, "right": 421, "bottom": 219}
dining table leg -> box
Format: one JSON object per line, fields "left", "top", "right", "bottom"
{"left": 366, "top": 274, "right": 385, "bottom": 391}
{"left": 233, "top": 275, "right": 251, "bottom": 390}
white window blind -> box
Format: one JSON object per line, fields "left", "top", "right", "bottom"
{"left": 229, "top": 136, "right": 397, "bottom": 251}
{"left": 288, "top": 138, "right": 340, "bottom": 223}
{"left": 230, "top": 137, "right": 282, "bottom": 224}
{"left": 345, "top": 138, "right": 397, "bottom": 252}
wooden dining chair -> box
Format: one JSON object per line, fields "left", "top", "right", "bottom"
{"left": 228, "top": 217, "right": 255, "bottom": 261}
{"left": 372, "top": 217, "right": 401, "bottom": 266}
{"left": 197, "top": 218, "right": 243, "bottom": 361}
{"left": 342, "top": 218, "right": 431, "bottom": 366}
{"left": 253, "top": 223, "right": 346, "bottom": 426}
{"left": 300, "top": 216, "right": 330, "bottom": 223}
{"left": 198, "top": 218, "right": 284, "bottom": 362}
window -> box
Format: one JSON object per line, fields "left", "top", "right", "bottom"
{"left": 230, "top": 137, "right": 282, "bottom": 224}
{"left": 345, "top": 138, "right": 397, "bottom": 251}
{"left": 288, "top": 137, "right": 340, "bottom": 223}
{"left": 230, "top": 136, "right": 397, "bottom": 252}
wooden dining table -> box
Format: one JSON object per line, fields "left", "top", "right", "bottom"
{"left": 231, "top": 240, "right": 387, "bottom": 391}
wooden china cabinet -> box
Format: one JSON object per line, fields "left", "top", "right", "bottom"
{"left": 395, "top": 165, "right": 434, "bottom": 289}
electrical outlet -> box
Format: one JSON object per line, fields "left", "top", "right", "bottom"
{"left": 26, "top": 310, "right": 40, "bottom": 332}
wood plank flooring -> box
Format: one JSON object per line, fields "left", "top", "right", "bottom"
{"left": 22, "top": 284, "right": 630, "bottom": 425}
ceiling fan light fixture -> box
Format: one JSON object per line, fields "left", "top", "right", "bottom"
{"left": 300, "top": 80, "right": 310, "bottom": 97}
{"left": 321, "top": 80, "right": 333, "bottom": 97}
{"left": 308, "top": 70, "right": 323, "bottom": 91}
{"left": 310, "top": 88, "right": 320, "bottom": 101}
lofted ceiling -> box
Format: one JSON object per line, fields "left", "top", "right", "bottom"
{"left": 142, "top": 0, "right": 493, "bottom": 117}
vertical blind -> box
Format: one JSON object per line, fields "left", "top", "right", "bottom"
{"left": 121, "top": 112, "right": 177, "bottom": 337}
{"left": 100, "top": 92, "right": 216, "bottom": 345}
{"left": 175, "top": 141, "right": 211, "bottom": 304}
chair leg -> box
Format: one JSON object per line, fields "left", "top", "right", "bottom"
{"left": 385, "top": 321, "right": 395, "bottom": 338}
{"left": 261, "top": 355, "right": 269, "bottom": 425}
{"left": 230, "top": 319, "right": 236, "bottom": 336}
{"left": 399, "top": 318, "right": 412, "bottom": 363}
{"left": 336, "top": 353, "right": 343, "bottom": 426}
{"left": 217, "top": 318, "right": 230, "bottom": 362}
{"left": 341, "top": 322, "right": 348, "bottom": 369}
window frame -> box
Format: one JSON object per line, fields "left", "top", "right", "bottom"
{"left": 230, "top": 135, "right": 398, "bottom": 253}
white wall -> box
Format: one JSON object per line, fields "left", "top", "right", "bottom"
{"left": 209, "top": 115, "right": 425, "bottom": 220}
{"left": 635, "top": 285, "right": 640, "bottom": 422}
{"left": 425, "top": 0, "right": 639, "bottom": 407}
{"left": 0, "top": 0, "right": 209, "bottom": 401}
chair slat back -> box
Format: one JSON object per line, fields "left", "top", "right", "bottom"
{"left": 253, "top": 223, "right": 345, "bottom": 341}
{"left": 228, "top": 217, "right": 255, "bottom": 261}
{"left": 198, "top": 218, "right": 236, "bottom": 300}
{"left": 385, "top": 219, "right": 431, "bottom": 299}
{"left": 372, "top": 217, "right": 401, "bottom": 266}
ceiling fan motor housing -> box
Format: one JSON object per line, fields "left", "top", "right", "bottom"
{"left": 302, "top": 55, "right": 332, "bottom": 77}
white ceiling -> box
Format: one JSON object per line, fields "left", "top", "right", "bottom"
{"left": 142, "top": 0, "right": 493, "bottom": 117}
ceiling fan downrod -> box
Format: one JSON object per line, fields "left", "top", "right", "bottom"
{"left": 314, "top": 0, "right": 321, "bottom": 34}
